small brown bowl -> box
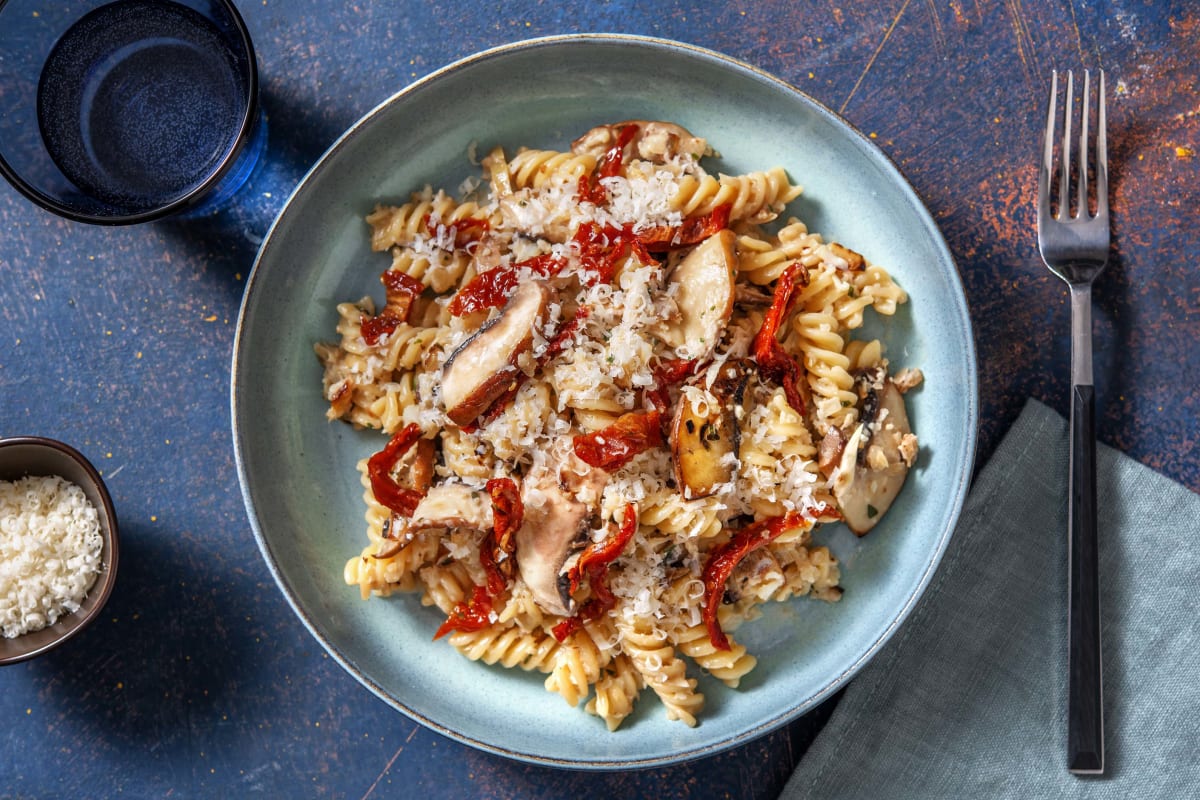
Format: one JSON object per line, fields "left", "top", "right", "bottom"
{"left": 0, "top": 436, "right": 120, "bottom": 665}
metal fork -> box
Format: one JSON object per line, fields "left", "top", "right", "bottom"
{"left": 1037, "top": 69, "right": 1108, "bottom": 776}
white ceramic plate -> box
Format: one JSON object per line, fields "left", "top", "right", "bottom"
{"left": 233, "top": 34, "right": 977, "bottom": 769}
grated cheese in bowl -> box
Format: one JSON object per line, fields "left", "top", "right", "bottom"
{"left": 0, "top": 475, "right": 104, "bottom": 639}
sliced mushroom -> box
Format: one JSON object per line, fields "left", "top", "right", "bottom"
{"left": 571, "top": 120, "right": 709, "bottom": 163}
{"left": 513, "top": 461, "right": 605, "bottom": 616}
{"left": 410, "top": 438, "right": 435, "bottom": 494}
{"left": 670, "top": 361, "right": 751, "bottom": 499}
{"left": 832, "top": 377, "right": 918, "bottom": 535}
{"left": 409, "top": 483, "right": 494, "bottom": 532}
{"left": 817, "top": 426, "right": 846, "bottom": 477}
{"left": 440, "top": 280, "right": 549, "bottom": 426}
{"left": 734, "top": 283, "right": 774, "bottom": 308}
{"left": 827, "top": 242, "right": 865, "bottom": 272}
{"left": 654, "top": 229, "right": 737, "bottom": 361}
{"left": 373, "top": 483, "right": 493, "bottom": 559}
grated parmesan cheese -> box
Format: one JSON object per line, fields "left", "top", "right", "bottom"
{"left": 0, "top": 475, "right": 103, "bottom": 639}
{"left": 320, "top": 119, "right": 916, "bottom": 730}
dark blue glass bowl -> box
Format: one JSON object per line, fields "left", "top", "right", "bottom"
{"left": 0, "top": 0, "right": 263, "bottom": 225}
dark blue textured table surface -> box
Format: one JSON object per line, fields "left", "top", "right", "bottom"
{"left": 2, "top": 2, "right": 1196, "bottom": 797}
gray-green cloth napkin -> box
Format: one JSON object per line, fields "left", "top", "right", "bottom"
{"left": 782, "top": 398, "right": 1200, "bottom": 799}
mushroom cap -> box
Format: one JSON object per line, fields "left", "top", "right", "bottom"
{"left": 832, "top": 379, "right": 915, "bottom": 535}
{"left": 441, "top": 281, "right": 549, "bottom": 426}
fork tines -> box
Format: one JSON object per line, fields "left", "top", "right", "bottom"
{"left": 1040, "top": 69, "right": 1108, "bottom": 224}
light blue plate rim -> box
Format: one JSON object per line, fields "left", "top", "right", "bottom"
{"left": 233, "top": 33, "right": 979, "bottom": 769}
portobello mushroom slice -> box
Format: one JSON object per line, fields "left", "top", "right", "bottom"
{"left": 571, "top": 120, "right": 709, "bottom": 163}
{"left": 374, "top": 482, "right": 493, "bottom": 559}
{"left": 831, "top": 375, "right": 918, "bottom": 535}
{"left": 440, "top": 280, "right": 549, "bottom": 426}
{"left": 408, "top": 484, "right": 493, "bottom": 533}
{"left": 654, "top": 229, "right": 737, "bottom": 362}
{"left": 670, "top": 361, "right": 752, "bottom": 499}
{"left": 514, "top": 460, "right": 606, "bottom": 616}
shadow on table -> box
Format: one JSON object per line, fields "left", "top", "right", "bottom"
{"left": 1090, "top": 110, "right": 1135, "bottom": 439}
{"left": 384, "top": 696, "right": 841, "bottom": 800}
{"left": 151, "top": 82, "right": 354, "bottom": 292}
{"left": 28, "top": 519, "right": 261, "bottom": 751}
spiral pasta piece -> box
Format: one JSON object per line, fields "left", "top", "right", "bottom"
{"left": 506, "top": 148, "right": 598, "bottom": 190}
{"left": 544, "top": 628, "right": 610, "bottom": 707}
{"left": 738, "top": 389, "right": 827, "bottom": 519}
{"left": 494, "top": 580, "right": 547, "bottom": 631}
{"left": 343, "top": 534, "right": 439, "bottom": 600}
{"left": 615, "top": 614, "right": 703, "bottom": 726}
{"left": 789, "top": 310, "right": 857, "bottom": 433}
{"left": 792, "top": 257, "right": 860, "bottom": 320}
{"left": 418, "top": 560, "right": 476, "bottom": 616}
{"left": 637, "top": 489, "right": 724, "bottom": 540}
{"left": 735, "top": 218, "right": 818, "bottom": 285}
{"left": 387, "top": 246, "right": 475, "bottom": 294}
{"left": 853, "top": 263, "right": 907, "bottom": 316}
{"left": 363, "top": 372, "right": 422, "bottom": 433}
{"left": 367, "top": 188, "right": 495, "bottom": 252}
{"left": 439, "top": 427, "right": 495, "bottom": 483}
{"left": 673, "top": 616, "right": 757, "bottom": 688}
{"left": 844, "top": 338, "right": 884, "bottom": 371}
{"left": 672, "top": 167, "right": 801, "bottom": 224}
{"left": 447, "top": 624, "right": 560, "bottom": 672}
{"left": 585, "top": 653, "right": 644, "bottom": 731}
{"left": 765, "top": 542, "right": 843, "bottom": 603}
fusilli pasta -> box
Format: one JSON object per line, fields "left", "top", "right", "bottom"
{"left": 316, "top": 119, "right": 921, "bottom": 729}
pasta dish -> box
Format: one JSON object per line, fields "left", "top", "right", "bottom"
{"left": 315, "top": 120, "right": 921, "bottom": 729}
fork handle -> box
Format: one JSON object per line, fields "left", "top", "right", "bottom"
{"left": 1067, "top": 383, "right": 1103, "bottom": 774}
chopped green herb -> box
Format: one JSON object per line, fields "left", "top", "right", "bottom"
{"left": 867, "top": 504, "right": 879, "bottom": 519}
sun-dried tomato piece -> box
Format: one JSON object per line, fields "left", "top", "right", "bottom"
{"left": 360, "top": 270, "right": 428, "bottom": 345}
{"left": 381, "top": 268, "right": 426, "bottom": 303}
{"left": 752, "top": 262, "right": 812, "bottom": 414}
{"left": 553, "top": 504, "right": 638, "bottom": 641}
{"left": 637, "top": 203, "right": 732, "bottom": 251}
{"left": 572, "top": 410, "right": 665, "bottom": 472}
{"left": 577, "top": 123, "right": 640, "bottom": 206}
{"left": 574, "top": 221, "right": 656, "bottom": 286}
{"left": 550, "top": 615, "right": 583, "bottom": 641}
{"left": 366, "top": 424, "right": 426, "bottom": 516}
{"left": 700, "top": 511, "right": 806, "bottom": 651}
{"left": 423, "top": 214, "right": 490, "bottom": 249}
{"left": 541, "top": 306, "right": 590, "bottom": 363}
{"left": 434, "top": 585, "right": 496, "bottom": 639}
{"left": 448, "top": 254, "right": 564, "bottom": 316}
{"left": 567, "top": 503, "right": 638, "bottom": 595}
{"left": 599, "top": 123, "right": 640, "bottom": 180}
{"left": 360, "top": 313, "right": 400, "bottom": 346}
{"left": 646, "top": 357, "right": 702, "bottom": 412}
{"left": 485, "top": 477, "right": 523, "bottom": 587}
{"left": 435, "top": 478, "right": 526, "bottom": 639}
